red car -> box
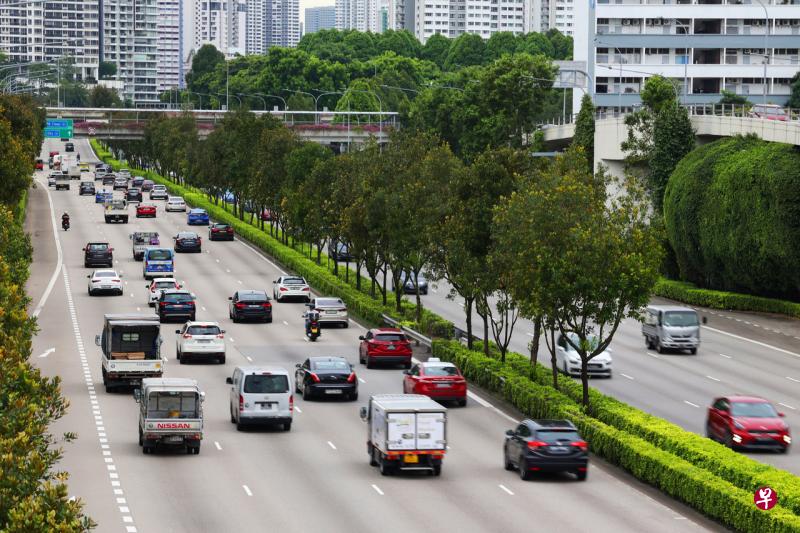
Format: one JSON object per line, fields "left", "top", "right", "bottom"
{"left": 49, "top": 150, "right": 59, "bottom": 157}
{"left": 35, "top": 159, "right": 44, "bottom": 170}
{"left": 208, "top": 223, "right": 234, "bottom": 241}
{"left": 706, "top": 396, "right": 790, "bottom": 453}
{"left": 260, "top": 209, "right": 273, "bottom": 221}
{"left": 403, "top": 359, "right": 467, "bottom": 406}
{"left": 136, "top": 204, "right": 157, "bottom": 218}
{"left": 358, "top": 328, "right": 412, "bottom": 368}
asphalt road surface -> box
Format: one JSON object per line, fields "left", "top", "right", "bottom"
{"left": 28, "top": 139, "right": 727, "bottom": 533}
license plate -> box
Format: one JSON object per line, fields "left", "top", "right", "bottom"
{"left": 436, "top": 383, "right": 451, "bottom": 388}
{"left": 164, "top": 436, "right": 183, "bottom": 443}
{"left": 258, "top": 402, "right": 276, "bottom": 410}
{"left": 404, "top": 454, "right": 419, "bottom": 463}
{"left": 326, "top": 310, "right": 337, "bottom": 314}
{"left": 311, "top": 328, "right": 318, "bottom": 334}
{"left": 549, "top": 446, "right": 569, "bottom": 454}
{"left": 197, "top": 339, "right": 211, "bottom": 343}
{"left": 387, "top": 345, "right": 396, "bottom": 350}
{"left": 324, "top": 389, "right": 342, "bottom": 395}
{"left": 102, "top": 285, "right": 113, "bottom": 289}
{"left": 249, "top": 305, "right": 261, "bottom": 308}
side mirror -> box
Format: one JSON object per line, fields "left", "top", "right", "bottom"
{"left": 779, "top": 412, "right": 785, "bottom": 417}
{"left": 225, "top": 377, "right": 233, "bottom": 385}
{"left": 295, "top": 363, "right": 302, "bottom": 368}
{"left": 221, "top": 329, "right": 226, "bottom": 334}
{"left": 358, "top": 336, "right": 365, "bottom": 340}
{"left": 94, "top": 334, "right": 101, "bottom": 346}
{"left": 200, "top": 392, "right": 206, "bottom": 402}
{"left": 133, "top": 389, "right": 141, "bottom": 403}
{"left": 505, "top": 429, "right": 514, "bottom": 437}
{"left": 175, "top": 329, "right": 180, "bottom": 334}
{"left": 702, "top": 316, "right": 708, "bottom": 325}
{"left": 87, "top": 275, "right": 91, "bottom": 278}
{"left": 228, "top": 296, "right": 233, "bottom": 301}
{"left": 402, "top": 369, "right": 410, "bottom": 375}
{"left": 359, "top": 407, "right": 368, "bottom": 421}
{"left": 109, "top": 248, "right": 114, "bottom": 252}
{"left": 82, "top": 247, "right": 86, "bottom": 251}
{"left": 190, "top": 293, "right": 196, "bottom": 299}
{"left": 145, "top": 284, "right": 150, "bottom": 288}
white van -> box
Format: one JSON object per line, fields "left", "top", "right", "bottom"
{"left": 226, "top": 366, "right": 293, "bottom": 431}
{"left": 642, "top": 305, "right": 703, "bottom": 354}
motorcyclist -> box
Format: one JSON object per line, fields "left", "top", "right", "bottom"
{"left": 304, "top": 310, "right": 321, "bottom": 339}
{"left": 61, "top": 212, "right": 70, "bottom": 230}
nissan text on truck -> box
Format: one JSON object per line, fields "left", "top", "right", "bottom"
{"left": 360, "top": 394, "right": 447, "bottom": 476}
{"left": 134, "top": 378, "right": 204, "bottom": 455}
{"left": 95, "top": 313, "right": 164, "bottom": 392}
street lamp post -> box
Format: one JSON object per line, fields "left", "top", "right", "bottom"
{"left": 346, "top": 88, "right": 383, "bottom": 134}
{"left": 239, "top": 93, "right": 266, "bottom": 110}
{"left": 253, "top": 93, "right": 287, "bottom": 111}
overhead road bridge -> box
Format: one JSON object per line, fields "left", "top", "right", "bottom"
{"left": 44, "top": 107, "right": 398, "bottom": 150}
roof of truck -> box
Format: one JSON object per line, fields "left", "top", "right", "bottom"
{"left": 104, "top": 313, "right": 159, "bottom": 322}
{"left": 370, "top": 394, "right": 447, "bottom": 412}
{"left": 141, "top": 378, "right": 200, "bottom": 391}
{"left": 646, "top": 305, "right": 696, "bottom": 313}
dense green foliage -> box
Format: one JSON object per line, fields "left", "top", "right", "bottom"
{"left": 789, "top": 72, "right": 800, "bottom": 109}
{"left": 432, "top": 340, "right": 800, "bottom": 530}
{"left": 0, "top": 99, "right": 92, "bottom": 530}
{"left": 654, "top": 279, "right": 800, "bottom": 318}
{"left": 571, "top": 93, "right": 595, "bottom": 172}
{"left": 664, "top": 135, "right": 800, "bottom": 300}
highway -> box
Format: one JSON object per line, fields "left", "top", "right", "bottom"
{"left": 26, "top": 138, "right": 723, "bottom": 533}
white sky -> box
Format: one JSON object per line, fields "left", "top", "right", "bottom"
{"left": 300, "top": 0, "right": 335, "bottom": 30}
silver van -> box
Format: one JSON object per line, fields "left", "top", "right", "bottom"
{"left": 642, "top": 305, "right": 704, "bottom": 354}
{"left": 226, "top": 366, "right": 293, "bottom": 431}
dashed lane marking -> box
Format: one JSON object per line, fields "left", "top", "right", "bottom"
{"left": 371, "top": 484, "right": 384, "bottom": 496}
{"left": 787, "top": 377, "right": 800, "bottom": 384}
{"left": 620, "top": 373, "right": 634, "bottom": 380}
{"left": 779, "top": 402, "right": 797, "bottom": 411}
{"left": 214, "top": 441, "right": 222, "bottom": 451}
{"left": 327, "top": 441, "right": 337, "bottom": 450}
{"left": 37, "top": 348, "right": 56, "bottom": 358}
{"left": 720, "top": 353, "right": 732, "bottom": 359}
{"left": 684, "top": 401, "right": 700, "bottom": 408}
{"left": 498, "top": 484, "right": 514, "bottom": 496}
{"left": 242, "top": 485, "right": 253, "bottom": 497}
{"left": 705, "top": 375, "right": 721, "bottom": 382}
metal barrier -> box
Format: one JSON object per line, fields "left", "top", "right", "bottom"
{"left": 380, "top": 314, "right": 432, "bottom": 352}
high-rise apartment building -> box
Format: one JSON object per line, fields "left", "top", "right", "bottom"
{"left": 102, "top": 0, "right": 159, "bottom": 103}
{"left": 573, "top": 0, "right": 800, "bottom": 112}
{"left": 247, "top": 0, "right": 300, "bottom": 51}
{"left": 306, "top": 5, "right": 336, "bottom": 34}
{"left": 156, "top": 0, "right": 184, "bottom": 92}
{"left": 336, "top": 0, "right": 381, "bottom": 32}
{"left": 183, "top": 0, "right": 247, "bottom": 59}
{"left": 403, "top": 0, "right": 535, "bottom": 42}
{"left": 0, "top": 0, "right": 100, "bottom": 81}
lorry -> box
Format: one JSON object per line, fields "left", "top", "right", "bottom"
{"left": 134, "top": 378, "right": 204, "bottom": 455}
{"left": 642, "top": 305, "right": 704, "bottom": 354}
{"left": 55, "top": 173, "right": 71, "bottom": 191}
{"left": 68, "top": 165, "right": 81, "bottom": 180}
{"left": 105, "top": 199, "right": 129, "bottom": 223}
{"left": 130, "top": 231, "right": 160, "bottom": 261}
{"left": 95, "top": 313, "right": 164, "bottom": 392}
{"left": 52, "top": 154, "right": 62, "bottom": 170}
{"left": 360, "top": 394, "right": 447, "bottom": 476}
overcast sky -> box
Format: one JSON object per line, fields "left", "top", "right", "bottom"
{"left": 300, "top": 0, "right": 335, "bottom": 29}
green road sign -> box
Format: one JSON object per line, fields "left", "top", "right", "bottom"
{"left": 44, "top": 119, "right": 74, "bottom": 139}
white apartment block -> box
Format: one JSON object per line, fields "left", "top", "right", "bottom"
{"left": 336, "top": 0, "right": 381, "bottom": 31}
{"left": 0, "top": 0, "right": 100, "bottom": 81}
{"left": 103, "top": 0, "right": 159, "bottom": 103}
{"left": 247, "top": 0, "right": 268, "bottom": 52}
{"left": 183, "top": 0, "right": 247, "bottom": 61}
{"left": 574, "top": 0, "right": 800, "bottom": 111}
{"left": 306, "top": 5, "right": 337, "bottom": 34}
{"left": 538, "top": 0, "right": 575, "bottom": 36}
{"left": 156, "top": 0, "right": 184, "bottom": 92}
{"left": 401, "top": 0, "right": 537, "bottom": 42}
{"left": 269, "top": 0, "right": 301, "bottom": 46}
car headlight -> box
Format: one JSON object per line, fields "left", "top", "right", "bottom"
{"left": 568, "top": 357, "right": 580, "bottom": 364}
{"left": 732, "top": 434, "right": 742, "bottom": 443}
{"left": 783, "top": 435, "right": 791, "bottom": 444}
{"left": 733, "top": 420, "right": 745, "bottom": 430}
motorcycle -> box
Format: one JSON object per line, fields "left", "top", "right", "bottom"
{"left": 304, "top": 311, "right": 321, "bottom": 342}
{"left": 62, "top": 218, "right": 70, "bottom": 231}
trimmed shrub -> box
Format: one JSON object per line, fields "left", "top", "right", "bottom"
{"left": 664, "top": 136, "right": 800, "bottom": 301}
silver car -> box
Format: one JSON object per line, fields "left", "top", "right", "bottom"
{"left": 272, "top": 276, "right": 311, "bottom": 302}
{"left": 226, "top": 366, "right": 292, "bottom": 431}
{"left": 307, "top": 297, "right": 349, "bottom": 328}
{"left": 555, "top": 333, "right": 612, "bottom": 378}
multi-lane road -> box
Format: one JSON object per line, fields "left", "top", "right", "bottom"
{"left": 27, "top": 138, "right": 725, "bottom": 532}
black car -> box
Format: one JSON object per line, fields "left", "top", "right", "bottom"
{"left": 329, "top": 240, "right": 354, "bottom": 262}
{"left": 174, "top": 231, "right": 202, "bottom": 253}
{"left": 79, "top": 181, "right": 95, "bottom": 195}
{"left": 228, "top": 290, "right": 272, "bottom": 323}
{"left": 503, "top": 419, "right": 589, "bottom": 481}
{"left": 394, "top": 272, "right": 429, "bottom": 295}
{"left": 126, "top": 187, "right": 142, "bottom": 203}
{"left": 83, "top": 242, "right": 113, "bottom": 268}
{"left": 208, "top": 223, "right": 234, "bottom": 241}
{"left": 157, "top": 289, "right": 196, "bottom": 322}
{"left": 131, "top": 177, "right": 145, "bottom": 188}
{"left": 102, "top": 174, "right": 116, "bottom": 186}
{"left": 295, "top": 357, "right": 357, "bottom": 401}
{"left": 65, "top": 142, "right": 74, "bottom": 152}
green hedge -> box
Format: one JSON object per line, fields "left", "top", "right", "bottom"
{"left": 434, "top": 339, "right": 800, "bottom": 519}
{"left": 433, "top": 340, "right": 800, "bottom": 531}
{"left": 90, "top": 140, "right": 453, "bottom": 338}
{"left": 654, "top": 278, "right": 800, "bottom": 319}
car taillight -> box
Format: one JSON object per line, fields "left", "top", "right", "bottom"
{"left": 310, "top": 373, "right": 320, "bottom": 383}
{"left": 279, "top": 287, "right": 287, "bottom": 291}
{"left": 347, "top": 373, "right": 356, "bottom": 383}
{"left": 527, "top": 440, "right": 548, "bottom": 450}
{"left": 226, "top": 227, "right": 233, "bottom": 233}
{"left": 289, "top": 395, "right": 294, "bottom": 412}
{"left": 183, "top": 334, "right": 192, "bottom": 339}
{"left": 571, "top": 441, "right": 589, "bottom": 452}
{"left": 262, "top": 302, "right": 271, "bottom": 308}
{"left": 235, "top": 302, "right": 246, "bottom": 309}
{"left": 216, "top": 333, "right": 224, "bottom": 339}
{"left": 302, "top": 287, "right": 310, "bottom": 291}
{"left": 112, "top": 279, "right": 120, "bottom": 283}
{"left": 92, "top": 279, "right": 100, "bottom": 283}
{"left": 239, "top": 394, "right": 244, "bottom": 412}
{"left": 211, "top": 228, "right": 218, "bottom": 232}
{"left": 159, "top": 302, "right": 167, "bottom": 307}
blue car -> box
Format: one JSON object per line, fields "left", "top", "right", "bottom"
{"left": 187, "top": 208, "right": 210, "bottom": 225}
{"left": 95, "top": 190, "right": 113, "bottom": 203}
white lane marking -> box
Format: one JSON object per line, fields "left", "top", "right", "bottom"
{"left": 705, "top": 375, "right": 721, "bottom": 382}
{"left": 778, "top": 402, "right": 797, "bottom": 411}
{"left": 226, "top": 268, "right": 231, "bottom": 273}
{"left": 237, "top": 280, "right": 242, "bottom": 284}
{"left": 684, "top": 401, "right": 700, "bottom": 408}
{"left": 230, "top": 337, "right": 235, "bottom": 343}
{"left": 246, "top": 356, "right": 253, "bottom": 362}
{"left": 647, "top": 353, "right": 660, "bottom": 359}
{"left": 129, "top": 293, "right": 134, "bottom": 298}
{"left": 31, "top": 177, "right": 63, "bottom": 318}
{"left": 787, "top": 377, "right": 800, "bottom": 384}
{"left": 526, "top": 332, "right": 534, "bottom": 337}
{"left": 371, "top": 484, "right": 384, "bottom": 496}
{"left": 303, "top": 337, "right": 309, "bottom": 342}
{"left": 358, "top": 377, "right": 366, "bottom": 384}
{"left": 37, "top": 348, "right": 56, "bottom": 358}
{"left": 294, "top": 406, "right": 302, "bottom": 413}
{"left": 719, "top": 353, "right": 732, "bottom": 359}
{"left": 202, "top": 306, "right": 207, "bottom": 311}
{"left": 214, "top": 441, "right": 222, "bottom": 451}
{"left": 620, "top": 373, "right": 634, "bottom": 380}
{"left": 703, "top": 325, "right": 800, "bottom": 359}
{"left": 242, "top": 485, "right": 253, "bottom": 497}
{"left": 498, "top": 484, "right": 514, "bottom": 496}
{"left": 327, "top": 441, "right": 337, "bottom": 450}
{"left": 234, "top": 237, "right": 287, "bottom": 275}
{"left": 283, "top": 320, "right": 289, "bottom": 326}
{"left": 216, "top": 259, "right": 220, "bottom": 263}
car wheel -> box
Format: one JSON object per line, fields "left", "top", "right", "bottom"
{"left": 295, "top": 379, "right": 301, "bottom": 393}
{"left": 366, "top": 356, "right": 374, "bottom": 369}
{"left": 645, "top": 336, "right": 652, "bottom": 349}
{"left": 379, "top": 456, "right": 393, "bottom": 476}
{"left": 518, "top": 456, "right": 531, "bottom": 480}
{"left": 190, "top": 313, "right": 196, "bottom": 321}
{"left": 303, "top": 384, "right": 312, "bottom": 401}
{"left": 369, "top": 446, "right": 379, "bottom": 466}
{"left": 576, "top": 469, "right": 588, "bottom": 481}
{"left": 230, "top": 406, "right": 236, "bottom": 423}
{"left": 656, "top": 338, "right": 664, "bottom": 353}
{"left": 403, "top": 361, "right": 412, "bottom": 370}
{"left": 706, "top": 422, "right": 716, "bottom": 441}
{"left": 432, "top": 464, "right": 441, "bottom": 476}
{"left": 283, "top": 422, "right": 292, "bottom": 431}
{"left": 503, "top": 449, "right": 514, "bottom": 471}
{"left": 725, "top": 431, "right": 735, "bottom": 449}
{"left": 236, "top": 420, "right": 245, "bottom": 432}
{"left": 458, "top": 399, "right": 467, "bottom": 407}
{"left": 779, "top": 446, "right": 789, "bottom": 454}
{"left": 138, "top": 427, "right": 143, "bottom": 446}
{"left": 265, "top": 316, "right": 272, "bottom": 323}
{"left": 88, "top": 288, "right": 93, "bottom": 296}
{"left": 218, "top": 355, "right": 226, "bottom": 364}
{"left": 690, "top": 348, "right": 697, "bottom": 355}
{"left": 342, "top": 321, "right": 349, "bottom": 329}
{"left": 359, "top": 351, "right": 365, "bottom": 365}
{"left": 349, "top": 392, "right": 358, "bottom": 402}
{"left": 232, "top": 314, "right": 239, "bottom": 324}
{"left": 142, "top": 445, "right": 152, "bottom": 455}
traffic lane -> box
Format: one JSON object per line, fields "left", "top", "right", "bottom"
{"left": 25, "top": 171, "right": 59, "bottom": 310}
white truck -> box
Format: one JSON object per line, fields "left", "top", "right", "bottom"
{"left": 105, "top": 199, "right": 129, "bottom": 223}
{"left": 95, "top": 313, "right": 164, "bottom": 392}
{"left": 360, "top": 394, "right": 447, "bottom": 476}
{"left": 55, "top": 173, "right": 70, "bottom": 191}
{"left": 68, "top": 164, "right": 81, "bottom": 180}
{"left": 134, "top": 378, "right": 204, "bottom": 455}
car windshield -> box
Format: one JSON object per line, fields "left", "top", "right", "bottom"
{"left": 536, "top": 430, "right": 581, "bottom": 443}
{"left": 190, "top": 209, "right": 206, "bottom": 214}
{"left": 88, "top": 244, "right": 108, "bottom": 251}
{"left": 164, "top": 293, "right": 193, "bottom": 303}
{"left": 375, "top": 333, "right": 406, "bottom": 342}
{"left": 244, "top": 374, "right": 289, "bottom": 393}
{"left": 566, "top": 334, "right": 599, "bottom": 351}
{"left": 316, "top": 298, "right": 344, "bottom": 307}
{"left": 94, "top": 271, "right": 116, "bottom": 278}
{"left": 147, "top": 250, "right": 172, "bottom": 260}
{"left": 177, "top": 233, "right": 198, "bottom": 239}
{"left": 155, "top": 281, "right": 175, "bottom": 289}
{"left": 312, "top": 360, "right": 349, "bottom": 371}
{"left": 169, "top": 198, "right": 184, "bottom": 203}
{"left": 147, "top": 391, "right": 198, "bottom": 418}
{"left": 424, "top": 365, "right": 459, "bottom": 376}
{"left": 153, "top": 185, "right": 166, "bottom": 190}
{"left": 240, "top": 292, "right": 267, "bottom": 302}
{"left": 284, "top": 277, "right": 305, "bottom": 284}
{"left": 187, "top": 325, "right": 220, "bottom": 335}
{"left": 731, "top": 402, "right": 778, "bottom": 418}
{"left": 663, "top": 311, "right": 699, "bottom": 327}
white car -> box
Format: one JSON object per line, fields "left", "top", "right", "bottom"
{"left": 555, "top": 333, "right": 613, "bottom": 378}
{"left": 272, "top": 275, "right": 311, "bottom": 302}
{"left": 165, "top": 196, "right": 187, "bottom": 212}
{"left": 176, "top": 321, "right": 226, "bottom": 364}
{"left": 87, "top": 269, "right": 123, "bottom": 296}
{"left": 146, "top": 277, "right": 181, "bottom": 306}
{"left": 307, "top": 297, "right": 349, "bottom": 327}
